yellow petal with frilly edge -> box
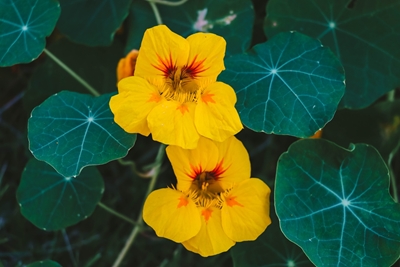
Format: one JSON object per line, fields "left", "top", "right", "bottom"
{"left": 166, "top": 137, "right": 220, "bottom": 192}
{"left": 143, "top": 188, "right": 201, "bottom": 243}
{"left": 195, "top": 82, "right": 242, "bottom": 142}
{"left": 147, "top": 100, "right": 199, "bottom": 149}
{"left": 110, "top": 76, "right": 160, "bottom": 136}
{"left": 135, "top": 25, "right": 190, "bottom": 88}
{"left": 186, "top": 32, "right": 226, "bottom": 82}
{"left": 182, "top": 206, "right": 235, "bottom": 257}
{"left": 221, "top": 178, "right": 271, "bottom": 242}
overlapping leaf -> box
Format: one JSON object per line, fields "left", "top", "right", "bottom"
{"left": 57, "top": 0, "right": 131, "bottom": 46}
{"left": 276, "top": 139, "right": 400, "bottom": 266}
{"left": 219, "top": 31, "right": 345, "bottom": 137}
{"left": 28, "top": 91, "right": 136, "bottom": 177}
{"left": 126, "top": 0, "right": 254, "bottom": 56}
{"left": 264, "top": 0, "right": 400, "bottom": 109}
{"left": 26, "top": 260, "right": 62, "bottom": 267}
{"left": 0, "top": 0, "right": 60, "bottom": 66}
{"left": 17, "top": 159, "right": 104, "bottom": 231}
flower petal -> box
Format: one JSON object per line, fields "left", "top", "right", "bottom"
{"left": 182, "top": 206, "right": 235, "bottom": 257}
{"left": 221, "top": 179, "right": 271, "bottom": 242}
{"left": 186, "top": 32, "right": 226, "bottom": 82}
{"left": 147, "top": 100, "right": 199, "bottom": 149}
{"left": 110, "top": 76, "right": 161, "bottom": 135}
{"left": 117, "top": 49, "right": 139, "bottom": 82}
{"left": 195, "top": 82, "right": 242, "bottom": 142}
{"left": 166, "top": 137, "right": 219, "bottom": 191}
{"left": 212, "top": 136, "right": 251, "bottom": 189}
{"left": 143, "top": 188, "right": 201, "bottom": 243}
{"left": 135, "top": 25, "right": 190, "bottom": 88}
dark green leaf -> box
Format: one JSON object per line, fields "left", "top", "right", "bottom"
{"left": 276, "top": 139, "right": 400, "bottom": 266}
{"left": 26, "top": 260, "right": 62, "bottom": 267}
{"left": 24, "top": 39, "right": 124, "bottom": 113}
{"left": 231, "top": 204, "right": 312, "bottom": 267}
{"left": 57, "top": 0, "right": 131, "bottom": 46}
{"left": 17, "top": 158, "right": 104, "bottom": 231}
{"left": 126, "top": 0, "right": 254, "bottom": 56}
{"left": 264, "top": 0, "right": 400, "bottom": 109}
{"left": 219, "top": 31, "right": 345, "bottom": 137}
{"left": 28, "top": 91, "right": 136, "bottom": 177}
{"left": 0, "top": 0, "right": 60, "bottom": 66}
{"left": 323, "top": 100, "right": 400, "bottom": 162}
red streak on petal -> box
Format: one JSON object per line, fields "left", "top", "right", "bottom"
{"left": 176, "top": 104, "right": 189, "bottom": 114}
{"left": 210, "top": 160, "right": 226, "bottom": 180}
{"left": 177, "top": 196, "right": 189, "bottom": 208}
{"left": 183, "top": 55, "right": 208, "bottom": 78}
{"left": 202, "top": 93, "right": 215, "bottom": 104}
{"left": 226, "top": 196, "right": 244, "bottom": 207}
{"left": 187, "top": 164, "right": 203, "bottom": 180}
{"left": 201, "top": 208, "right": 213, "bottom": 222}
{"left": 152, "top": 53, "right": 176, "bottom": 77}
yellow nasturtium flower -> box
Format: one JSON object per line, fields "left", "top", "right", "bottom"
{"left": 109, "top": 25, "right": 242, "bottom": 149}
{"left": 116, "top": 49, "right": 139, "bottom": 82}
{"left": 143, "top": 136, "right": 271, "bottom": 257}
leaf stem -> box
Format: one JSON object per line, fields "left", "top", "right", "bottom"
{"left": 148, "top": 1, "right": 163, "bottom": 25}
{"left": 146, "top": 0, "right": 188, "bottom": 6}
{"left": 112, "top": 143, "right": 166, "bottom": 267}
{"left": 43, "top": 49, "right": 100, "bottom": 97}
{"left": 387, "top": 89, "right": 396, "bottom": 102}
{"left": 388, "top": 152, "right": 399, "bottom": 202}
{"left": 98, "top": 202, "right": 137, "bottom": 225}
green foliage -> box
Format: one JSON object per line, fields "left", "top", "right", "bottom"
{"left": 17, "top": 158, "right": 104, "bottom": 231}
{"left": 57, "top": 0, "right": 131, "bottom": 46}
{"left": 26, "top": 260, "right": 62, "bottom": 267}
{"left": 276, "top": 139, "right": 400, "bottom": 266}
{"left": 0, "top": 0, "right": 60, "bottom": 66}
{"left": 126, "top": 0, "right": 254, "bottom": 55}
{"left": 28, "top": 91, "right": 136, "bottom": 177}
{"left": 264, "top": 0, "right": 400, "bottom": 109}
{"left": 219, "top": 31, "right": 345, "bottom": 137}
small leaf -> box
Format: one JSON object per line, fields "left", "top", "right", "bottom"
{"left": 219, "top": 31, "right": 345, "bottom": 137}
{"left": 0, "top": 0, "right": 60, "bottom": 66}
{"left": 276, "top": 139, "right": 400, "bottom": 266}
{"left": 126, "top": 0, "right": 254, "bottom": 56}
{"left": 26, "top": 260, "right": 62, "bottom": 267}
{"left": 264, "top": 0, "right": 400, "bottom": 109}
{"left": 17, "top": 158, "right": 104, "bottom": 231}
{"left": 56, "top": 0, "right": 131, "bottom": 46}
{"left": 28, "top": 91, "right": 136, "bottom": 177}
{"left": 231, "top": 204, "right": 312, "bottom": 267}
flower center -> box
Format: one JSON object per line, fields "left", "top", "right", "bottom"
{"left": 191, "top": 171, "right": 223, "bottom": 197}
{"left": 162, "top": 66, "right": 200, "bottom": 103}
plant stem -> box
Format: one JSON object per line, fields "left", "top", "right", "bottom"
{"left": 388, "top": 152, "right": 399, "bottom": 202}
{"left": 98, "top": 202, "right": 137, "bottom": 225}
{"left": 148, "top": 1, "right": 163, "bottom": 25}
{"left": 147, "top": 0, "right": 188, "bottom": 6}
{"left": 112, "top": 144, "right": 166, "bottom": 267}
{"left": 43, "top": 49, "right": 100, "bottom": 97}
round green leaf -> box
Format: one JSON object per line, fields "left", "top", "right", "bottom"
{"left": 276, "top": 139, "right": 400, "bottom": 266}
{"left": 264, "top": 0, "right": 400, "bottom": 109}
{"left": 26, "top": 260, "right": 62, "bottom": 267}
{"left": 231, "top": 204, "right": 312, "bottom": 267}
{"left": 57, "top": 0, "right": 131, "bottom": 46}
{"left": 28, "top": 91, "right": 136, "bottom": 177}
{"left": 219, "top": 31, "right": 345, "bottom": 137}
{"left": 126, "top": 0, "right": 254, "bottom": 56}
{"left": 0, "top": 0, "right": 60, "bottom": 66}
{"left": 17, "top": 158, "right": 104, "bottom": 231}
{"left": 24, "top": 39, "right": 124, "bottom": 113}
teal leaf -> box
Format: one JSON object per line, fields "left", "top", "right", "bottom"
{"left": 231, "top": 204, "right": 312, "bottom": 267}
{"left": 24, "top": 39, "right": 124, "bottom": 113}
{"left": 126, "top": 0, "right": 254, "bottom": 56}
{"left": 264, "top": 0, "right": 400, "bottom": 109}
{"left": 0, "top": 0, "right": 60, "bottom": 66}
{"left": 57, "top": 0, "right": 131, "bottom": 46}
{"left": 276, "top": 139, "right": 400, "bottom": 266}
{"left": 17, "top": 158, "right": 104, "bottom": 231}
{"left": 28, "top": 91, "right": 136, "bottom": 177}
{"left": 26, "top": 260, "right": 62, "bottom": 267}
{"left": 219, "top": 31, "right": 345, "bottom": 137}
